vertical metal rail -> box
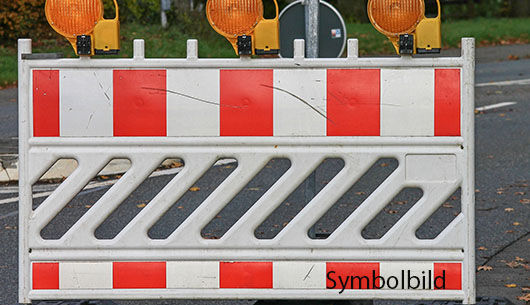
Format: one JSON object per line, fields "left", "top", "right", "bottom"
{"left": 18, "top": 39, "right": 32, "bottom": 304}
{"left": 461, "top": 37, "right": 476, "bottom": 305}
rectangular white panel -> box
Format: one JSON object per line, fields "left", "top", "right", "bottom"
{"left": 406, "top": 154, "right": 458, "bottom": 182}
{"left": 167, "top": 69, "right": 220, "bottom": 136}
{"left": 59, "top": 262, "right": 112, "bottom": 290}
{"left": 273, "top": 69, "right": 327, "bottom": 136}
{"left": 273, "top": 262, "right": 326, "bottom": 289}
{"left": 167, "top": 261, "right": 219, "bottom": 289}
{"left": 381, "top": 69, "right": 435, "bottom": 136}
{"left": 379, "top": 262, "right": 434, "bottom": 290}
{"left": 60, "top": 69, "right": 113, "bottom": 137}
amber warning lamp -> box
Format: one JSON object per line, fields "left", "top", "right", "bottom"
{"left": 206, "top": 0, "right": 280, "bottom": 56}
{"left": 368, "top": 0, "right": 441, "bottom": 55}
{"left": 45, "top": 0, "right": 120, "bottom": 56}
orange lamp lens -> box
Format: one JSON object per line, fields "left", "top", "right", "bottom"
{"left": 368, "top": 0, "right": 424, "bottom": 36}
{"left": 207, "top": 0, "right": 264, "bottom": 37}
{"left": 45, "top": 0, "right": 103, "bottom": 38}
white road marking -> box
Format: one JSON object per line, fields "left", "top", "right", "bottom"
{"left": 476, "top": 78, "right": 530, "bottom": 87}
{"left": 475, "top": 102, "right": 517, "bottom": 112}
{"left": 0, "top": 159, "right": 236, "bottom": 206}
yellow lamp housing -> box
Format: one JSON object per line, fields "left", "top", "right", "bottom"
{"left": 367, "top": 0, "right": 441, "bottom": 55}
{"left": 45, "top": 0, "right": 120, "bottom": 56}
{"left": 206, "top": 0, "right": 280, "bottom": 56}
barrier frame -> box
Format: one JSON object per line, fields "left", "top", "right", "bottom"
{"left": 18, "top": 38, "right": 476, "bottom": 304}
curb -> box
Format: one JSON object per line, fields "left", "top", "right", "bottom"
{"left": 0, "top": 155, "right": 181, "bottom": 183}
{"left": 0, "top": 154, "right": 17, "bottom": 183}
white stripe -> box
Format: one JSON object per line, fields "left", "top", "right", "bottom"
{"left": 167, "top": 69, "right": 220, "bottom": 136}
{"left": 60, "top": 69, "right": 113, "bottom": 137}
{"left": 476, "top": 78, "right": 530, "bottom": 87}
{"left": 59, "top": 262, "right": 112, "bottom": 289}
{"left": 273, "top": 69, "right": 327, "bottom": 136}
{"left": 379, "top": 262, "right": 434, "bottom": 290}
{"left": 381, "top": 69, "right": 435, "bottom": 136}
{"left": 475, "top": 102, "right": 517, "bottom": 112}
{"left": 167, "top": 261, "right": 219, "bottom": 289}
{"left": 273, "top": 261, "right": 326, "bottom": 289}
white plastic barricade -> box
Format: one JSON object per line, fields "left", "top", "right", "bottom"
{"left": 18, "top": 38, "right": 476, "bottom": 303}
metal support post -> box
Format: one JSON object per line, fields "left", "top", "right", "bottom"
{"left": 304, "top": 0, "right": 320, "bottom": 239}
{"left": 304, "top": 0, "right": 320, "bottom": 58}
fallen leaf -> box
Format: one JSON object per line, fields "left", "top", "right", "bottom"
{"left": 136, "top": 203, "right": 146, "bottom": 208}
{"left": 505, "top": 230, "right": 515, "bottom": 234}
{"left": 478, "top": 246, "right": 487, "bottom": 251}
{"left": 100, "top": 175, "right": 109, "bottom": 180}
{"left": 380, "top": 163, "right": 389, "bottom": 167}
{"left": 487, "top": 155, "right": 494, "bottom": 159}
{"left": 522, "top": 287, "right": 530, "bottom": 292}
{"left": 513, "top": 222, "right": 521, "bottom": 226}
{"left": 497, "top": 191, "right": 504, "bottom": 195}
{"left": 247, "top": 187, "right": 261, "bottom": 191}
{"left": 515, "top": 192, "right": 525, "bottom": 196}
{"left": 189, "top": 187, "right": 200, "bottom": 192}
{"left": 355, "top": 192, "right": 366, "bottom": 196}
{"left": 475, "top": 189, "right": 480, "bottom": 193}
{"left": 388, "top": 210, "right": 398, "bottom": 214}
{"left": 517, "top": 293, "right": 530, "bottom": 302}
{"left": 477, "top": 265, "right": 493, "bottom": 271}
{"left": 443, "top": 203, "right": 454, "bottom": 208}
{"left": 506, "top": 261, "right": 521, "bottom": 268}
{"left": 177, "top": 206, "right": 184, "bottom": 209}
{"left": 504, "top": 208, "right": 514, "bottom": 212}
{"left": 85, "top": 205, "right": 92, "bottom": 208}
{"left": 520, "top": 199, "right": 530, "bottom": 204}
{"left": 395, "top": 201, "right": 407, "bottom": 205}
{"left": 505, "top": 283, "right": 517, "bottom": 288}
{"left": 515, "top": 257, "right": 525, "bottom": 262}
{"left": 282, "top": 222, "right": 289, "bottom": 227}
{"left": 508, "top": 54, "right": 520, "bottom": 60}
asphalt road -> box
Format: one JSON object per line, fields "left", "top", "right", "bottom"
{"left": 0, "top": 45, "right": 529, "bottom": 305}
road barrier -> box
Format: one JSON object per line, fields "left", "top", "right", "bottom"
{"left": 19, "top": 38, "right": 476, "bottom": 303}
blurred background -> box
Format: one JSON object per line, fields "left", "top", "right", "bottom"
{"left": 1, "top": 0, "right": 529, "bottom": 87}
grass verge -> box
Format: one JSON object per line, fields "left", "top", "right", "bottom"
{"left": 1, "top": 17, "right": 529, "bottom": 86}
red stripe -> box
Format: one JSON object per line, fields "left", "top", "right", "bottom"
{"left": 435, "top": 69, "right": 461, "bottom": 136}
{"left": 33, "top": 262, "right": 59, "bottom": 290}
{"left": 113, "top": 262, "right": 166, "bottom": 289}
{"left": 220, "top": 70, "right": 273, "bottom": 136}
{"left": 434, "top": 263, "right": 462, "bottom": 290}
{"left": 113, "top": 70, "right": 167, "bottom": 137}
{"left": 327, "top": 69, "right": 380, "bottom": 136}
{"left": 326, "top": 262, "right": 380, "bottom": 289}
{"left": 220, "top": 262, "right": 273, "bottom": 289}
{"left": 33, "top": 70, "right": 60, "bottom": 137}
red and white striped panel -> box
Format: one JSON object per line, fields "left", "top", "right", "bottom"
{"left": 32, "top": 68, "right": 461, "bottom": 137}
{"left": 32, "top": 261, "right": 462, "bottom": 291}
